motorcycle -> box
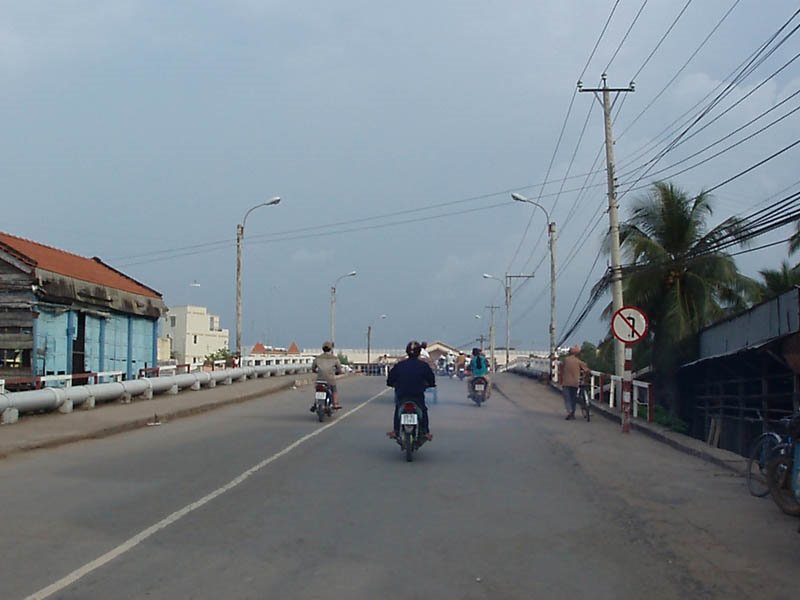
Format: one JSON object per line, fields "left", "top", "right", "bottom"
{"left": 469, "top": 376, "right": 488, "bottom": 406}
{"left": 312, "top": 380, "right": 334, "bottom": 422}
{"left": 457, "top": 367, "right": 466, "bottom": 380}
{"left": 394, "top": 399, "right": 428, "bottom": 462}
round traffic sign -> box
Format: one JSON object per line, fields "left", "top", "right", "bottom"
{"left": 611, "top": 306, "right": 649, "bottom": 344}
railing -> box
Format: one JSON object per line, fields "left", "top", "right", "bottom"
{"left": 0, "top": 361, "right": 313, "bottom": 425}
{"left": 509, "top": 363, "right": 655, "bottom": 423}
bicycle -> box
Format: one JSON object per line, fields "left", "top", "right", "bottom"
{"left": 578, "top": 383, "right": 591, "bottom": 422}
{"left": 746, "top": 428, "right": 783, "bottom": 497}
{"left": 766, "top": 413, "right": 800, "bottom": 516}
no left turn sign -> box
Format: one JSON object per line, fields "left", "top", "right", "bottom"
{"left": 611, "top": 306, "right": 649, "bottom": 344}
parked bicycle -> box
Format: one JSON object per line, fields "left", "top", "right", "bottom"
{"left": 765, "top": 413, "right": 800, "bottom": 516}
{"left": 746, "top": 411, "right": 786, "bottom": 497}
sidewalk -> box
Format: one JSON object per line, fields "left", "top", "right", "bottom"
{"left": 493, "top": 372, "right": 749, "bottom": 476}
{"left": 0, "top": 373, "right": 314, "bottom": 459}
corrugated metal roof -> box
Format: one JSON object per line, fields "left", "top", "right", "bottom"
{"left": 693, "top": 287, "right": 799, "bottom": 362}
{"left": 0, "top": 232, "right": 162, "bottom": 299}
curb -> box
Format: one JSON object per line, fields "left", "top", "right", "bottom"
{"left": 495, "top": 375, "right": 747, "bottom": 477}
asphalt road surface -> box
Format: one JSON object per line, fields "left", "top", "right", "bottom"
{"left": 1, "top": 375, "right": 796, "bottom": 599}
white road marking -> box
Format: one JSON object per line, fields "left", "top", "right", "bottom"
{"left": 25, "top": 389, "right": 389, "bottom": 600}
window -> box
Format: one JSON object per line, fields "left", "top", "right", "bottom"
{"left": 0, "top": 349, "right": 31, "bottom": 369}
{"left": 170, "top": 316, "right": 176, "bottom": 327}
{"left": 193, "top": 335, "right": 198, "bottom": 344}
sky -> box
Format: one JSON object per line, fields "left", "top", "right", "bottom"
{"left": 3, "top": 1, "right": 800, "bottom": 353}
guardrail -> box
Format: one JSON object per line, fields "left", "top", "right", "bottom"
{"left": 508, "top": 362, "right": 654, "bottom": 422}
{"left": 0, "top": 360, "right": 314, "bottom": 425}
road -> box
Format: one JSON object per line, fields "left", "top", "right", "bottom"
{"left": 0, "top": 374, "right": 796, "bottom": 599}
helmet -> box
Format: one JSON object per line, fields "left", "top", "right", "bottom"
{"left": 322, "top": 341, "right": 334, "bottom": 352}
{"left": 406, "top": 340, "right": 422, "bottom": 358}
{"left": 472, "top": 347, "right": 480, "bottom": 356}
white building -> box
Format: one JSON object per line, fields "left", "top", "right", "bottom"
{"left": 162, "top": 305, "right": 229, "bottom": 365}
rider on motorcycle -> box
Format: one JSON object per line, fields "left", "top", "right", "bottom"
{"left": 468, "top": 347, "right": 491, "bottom": 399}
{"left": 386, "top": 340, "right": 436, "bottom": 441}
{"left": 311, "top": 341, "right": 343, "bottom": 410}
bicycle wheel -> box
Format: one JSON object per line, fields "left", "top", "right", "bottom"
{"left": 580, "top": 389, "right": 590, "bottom": 421}
{"left": 746, "top": 433, "right": 781, "bottom": 497}
{"left": 766, "top": 453, "right": 800, "bottom": 516}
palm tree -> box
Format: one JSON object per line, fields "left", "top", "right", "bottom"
{"left": 789, "top": 222, "right": 800, "bottom": 257}
{"left": 609, "top": 181, "right": 754, "bottom": 409}
{"left": 755, "top": 261, "right": 800, "bottom": 301}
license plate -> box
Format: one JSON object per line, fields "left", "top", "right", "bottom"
{"left": 315, "top": 391, "right": 327, "bottom": 400}
{"left": 475, "top": 384, "right": 485, "bottom": 391}
{"left": 400, "top": 413, "right": 418, "bottom": 425}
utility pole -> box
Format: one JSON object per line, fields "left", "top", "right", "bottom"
{"left": 476, "top": 334, "right": 486, "bottom": 351}
{"left": 505, "top": 274, "right": 535, "bottom": 368}
{"left": 579, "top": 74, "right": 634, "bottom": 377}
{"left": 486, "top": 304, "right": 499, "bottom": 373}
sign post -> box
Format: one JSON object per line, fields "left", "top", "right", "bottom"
{"left": 611, "top": 306, "right": 649, "bottom": 433}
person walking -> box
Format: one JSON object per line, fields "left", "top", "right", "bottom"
{"left": 559, "top": 345, "right": 588, "bottom": 420}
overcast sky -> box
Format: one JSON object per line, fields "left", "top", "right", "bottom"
{"left": 3, "top": 1, "right": 800, "bottom": 352}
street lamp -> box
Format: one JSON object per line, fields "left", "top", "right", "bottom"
{"left": 367, "top": 314, "right": 387, "bottom": 365}
{"left": 330, "top": 270, "right": 357, "bottom": 345}
{"left": 474, "top": 314, "right": 485, "bottom": 351}
{"left": 236, "top": 196, "right": 281, "bottom": 358}
{"left": 511, "top": 192, "right": 557, "bottom": 382}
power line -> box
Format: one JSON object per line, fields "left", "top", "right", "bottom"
{"left": 631, "top": 0, "right": 694, "bottom": 81}
{"left": 505, "top": 0, "right": 623, "bottom": 273}
{"left": 616, "top": 0, "right": 742, "bottom": 143}
{"left": 604, "top": 0, "right": 649, "bottom": 73}
{"left": 616, "top": 11, "right": 800, "bottom": 200}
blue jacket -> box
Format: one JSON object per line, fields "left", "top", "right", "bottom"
{"left": 469, "top": 355, "right": 489, "bottom": 377}
{"left": 387, "top": 357, "right": 436, "bottom": 401}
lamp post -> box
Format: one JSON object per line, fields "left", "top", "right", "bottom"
{"left": 511, "top": 192, "right": 557, "bottom": 381}
{"left": 330, "top": 270, "right": 357, "bottom": 346}
{"left": 474, "top": 314, "right": 484, "bottom": 351}
{"left": 367, "top": 314, "right": 387, "bottom": 365}
{"left": 236, "top": 196, "right": 281, "bottom": 358}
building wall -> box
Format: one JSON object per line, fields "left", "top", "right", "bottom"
{"left": 34, "top": 308, "right": 157, "bottom": 378}
{"left": 163, "top": 305, "right": 229, "bottom": 365}
{"left": 34, "top": 309, "right": 69, "bottom": 375}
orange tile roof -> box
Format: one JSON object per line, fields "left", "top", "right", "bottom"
{"left": 0, "top": 232, "right": 161, "bottom": 299}
{"left": 251, "top": 342, "right": 269, "bottom": 354}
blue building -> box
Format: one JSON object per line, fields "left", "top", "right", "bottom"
{"left": 0, "top": 232, "right": 166, "bottom": 386}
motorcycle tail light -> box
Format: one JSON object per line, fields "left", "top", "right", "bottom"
{"left": 315, "top": 384, "right": 327, "bottom": 392}
{"left": 403, "top": 403, "right": 417, "bottom": 412}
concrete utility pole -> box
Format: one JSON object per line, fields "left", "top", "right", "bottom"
{"left": 505, "top": 274, "right": 534, "bottom": 368}
{"left": 579, "top": 74, "right": 634, "bottom": 377}
{"left": 486, "top": 304, "right": 499, "bottom": 372}
{"left": 483, "top": 273, "right": 534, "bottom": 368}
{"left": 330, "top": 271, "right": 357, "bottom": 346}
{"left": 236, "top": 197, "right": 281, "bottom": 358}
{"left": 475, "top": 335, "right": 486, "bottom": 351}
{"left": 511, "top": 193, "right": 557, "bottom": 382}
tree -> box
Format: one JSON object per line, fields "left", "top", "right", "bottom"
{"left": 754, "top": 261, "right": 800, "bottom": 301}
{"left": 205, "top": 347, "right": 236, "bottom": 367}
{"left": 607, "top": 182, "right": 753, "bottom": 410}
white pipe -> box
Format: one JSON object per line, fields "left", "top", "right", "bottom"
{"left": 0, "top": 363, "right": 311, "bottom": 418}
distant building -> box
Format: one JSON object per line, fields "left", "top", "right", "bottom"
{"left": 0, "top": 231, "right": 166, "bottom": 382}
{"left": 161, "top": 305, "right": 229, "bottom": 366}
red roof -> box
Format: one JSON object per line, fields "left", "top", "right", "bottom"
{"left": 251, "top": 342, "right": 269, "bottom": 354}
{"left": 288, "top": 342, "right": 300, "bottom": 354}
{"left": 0, "top": 232, "right": 161, "bottom": 299}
